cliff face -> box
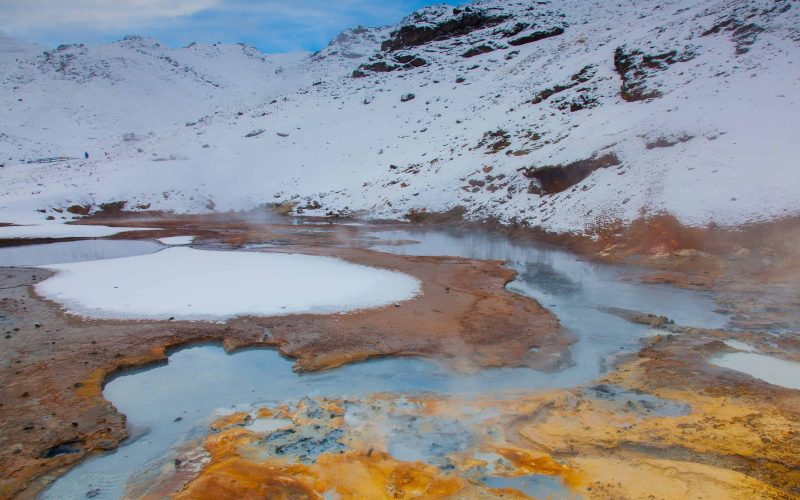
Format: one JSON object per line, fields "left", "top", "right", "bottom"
{"left": 1, "top": 0, "right": 799, "bottom": 234}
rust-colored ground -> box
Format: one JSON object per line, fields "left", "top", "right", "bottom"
{"left": 1, "top": 210, "right": 799, "bottom": 498}
{"left": 0, "top": 217, "right": 567, "bottom": 498}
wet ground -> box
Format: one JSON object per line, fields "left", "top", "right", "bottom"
{"left": 0, "top": 214, "right": 798, "bottom": 499}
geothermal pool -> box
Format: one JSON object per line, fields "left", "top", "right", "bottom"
{"left": 25, "top": 226, "right": 740, "bottom": 498}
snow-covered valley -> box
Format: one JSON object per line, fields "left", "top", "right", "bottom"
{"left": 2, "top": 0, "right": 798, "bottom": 233}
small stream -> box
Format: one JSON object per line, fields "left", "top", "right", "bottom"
{"left": 370, "top": 228, "right": 727, "bottom": 385}
{"left": 19, "top": 226, "right": 733, "bottom": 499}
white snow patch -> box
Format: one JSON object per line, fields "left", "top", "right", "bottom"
{"left": 158, "top": 235, "right": 194, "bottom": 245}
{"left": 35, "top": 247, "right": 420, "bottom": 320}
{"left": 722, "top": 339, "right": 757, "bottom": 352}
{"left": 0, "top": 224, "right": 158, "bottom": 239}
{"left": 245, "top": 418, "right": 293, "bottom": 434}
{"left": 712, "top": 352, "right": 800, "bottom": 390}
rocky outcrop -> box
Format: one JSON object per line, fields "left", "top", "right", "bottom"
{"left": 352, "top": 54, "right": 427, "bottom": 77}
{"left": 381, "top": 9, "right": 511, "bottom": 51}
{"left": 531, "top": 65, "right": 596, "bottom": 104}
{"left": 702, "top": 18, "right": 765, "bottom": 55}
{"left": 507, "top": 26, "right": 564, "bottom": 46}
{"left": 645, "top": 135, "right": 694, "bottom": 149}
{"left": 614, "top": 46, "right": 695, "bottom": 102}
{"left": 522, "top": 152, "right": 620, "bottom": 195}
{"left": 462, "top": 44, "right": 497, "bottom": 58}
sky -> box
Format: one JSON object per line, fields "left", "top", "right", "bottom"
{"left": 0, "top": 0, "right": 446, "bottom": 52}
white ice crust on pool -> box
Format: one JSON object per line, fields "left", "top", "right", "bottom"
{"left": 0, "top": 223, "right": 158, "bottom": 239}
{"left": 713, "top": 352, "right": 800, "bottom": 390}
{"left": 35, "top": 247, "right": 420, "bottom": 320}
{"left": 157, "top": 235, "right": 194, "bottom": 245}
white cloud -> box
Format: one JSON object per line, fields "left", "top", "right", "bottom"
{"left": 1, "top": 0, "right": 436, "bottom": 51}
{"left": 2, "top": 0, "right": 220, "bottom": 32}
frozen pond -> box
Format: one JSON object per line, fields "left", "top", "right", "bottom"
{"left": 0, "top": 224, "right": 158, "bottom": 239}
{"left": 712, "top": 352, "right": 800, "bottom": 389}
{"left": 0, "top": 240, "right": 162, "bottom": 267}
{"left": 35, "top": 247, "right": 420, "bottom": 320}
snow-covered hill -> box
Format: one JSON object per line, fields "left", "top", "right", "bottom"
{"left": 1, "top": 0, "right": 798, "bottom": 233}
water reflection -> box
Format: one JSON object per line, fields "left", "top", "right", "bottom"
{"left": 370, "top": 227, "right": 727, "bottom": 383}
{"left": 0, "top": 240, "right": 162, "bottom": 267}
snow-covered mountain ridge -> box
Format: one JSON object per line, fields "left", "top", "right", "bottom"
{"left": 1, "top": 0, "right": 798, "bottom": 233}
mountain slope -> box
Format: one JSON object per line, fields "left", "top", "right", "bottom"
{"left": 0, "top": 0, "right": 798, "bottom": 233}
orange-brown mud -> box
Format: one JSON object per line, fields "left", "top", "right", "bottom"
{"left": 0, "top": 215, "right": 568, "bottom": 498}
{"left": 1, "top": 210, "right": 799, "bottom": 498}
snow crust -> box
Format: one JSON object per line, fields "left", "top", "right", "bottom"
{"left": 1, "top": 0, "right": 799, "bottom": 233}
{"left": 157, "top": 235, "right": 194, "bottom": 245}
{"left": 0, "top": 223, "right": 157, "bottom": 239}
{"left": 35, "top": 247, "right": 420, "bottom": 320}
{"left": 712, "top": 352, "right": 800, "bottom": 389}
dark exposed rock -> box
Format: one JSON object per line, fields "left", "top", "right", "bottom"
{"left": 41, "top": 440, "right": 83, "bottom": 459}
{"left": 602, "top": 307, "right": 675, "bottom": 328}
{"left": 646, "top": 135, "right": 694, "bottom": 149}
{"left": 244, "top": 129, "right": 264, "bottom": 138}
{"left": 508, "top": 26, "right": 564, "bottom": 46}
{"left": 403, "top": 56, "right": 427, "bottom": 68}
{"left": 531, "top": 65, "right": 596, "bottom": 104}
{"left": 405, "top": 206, "right": 466, "bottom": 224}
{"left": 381, "top": 11, "right": 511, "bottom": 51}
{"left": 353, "top": 54, "right": 426, "bottom": 76}
{"left": 393, "top": 54, "right": 416, "bottom": 64}
{"left": 462, "top": 44, "right": 496, "bottom": 58}
{"left": 400, "top": 93, "right": 416, "bottom": 102}
{"left": 476, "top": 129, "right": 511, "bottom": 153}
{"left": 499, "top": 22, "right": 530, "bottom": 38}
{"left": 66, "top": 204, "right": 92, "bottom": 215}
{"left": 702, "top": 18, "right": 764, "bottom": 55}
{"left": 521, "top": 152, "right": 620, "bottom": 195}
{"left": 96, "top": 200, "right": 127, "bottom": 215}
{"left": 360, "top": 61, "right": 399, "bottom": 73}
{"left": 614, "top": 46, "right": 695, "bottom": 102}
{"left": 566, "top": 94, "right": 599, "bottom": 112}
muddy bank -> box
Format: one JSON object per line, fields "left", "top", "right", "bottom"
{"left": 0, "top": 242, "right": 566, "bottom": 497}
